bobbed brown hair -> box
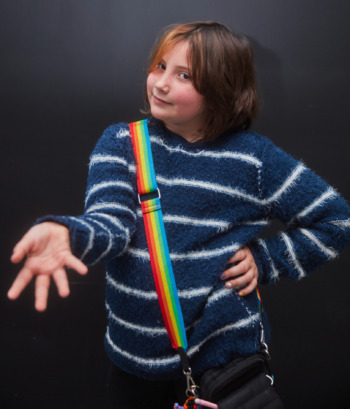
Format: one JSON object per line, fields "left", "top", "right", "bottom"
{"left": 144, "top": 21, "right": 259, "bottom": 141}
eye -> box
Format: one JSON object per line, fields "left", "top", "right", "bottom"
{"left": 157, "top": 62, "right": 166, "bottom": 70}
{"left": 179, "top": 72, "right": 191, "bottom": 80}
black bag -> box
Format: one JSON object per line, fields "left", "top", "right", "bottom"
{"left": 200, "top": 353, "right": 283, "bottom": 409}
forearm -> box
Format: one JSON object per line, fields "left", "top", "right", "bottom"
{"left": 36, "top": 212, "right": 134, "bottom": 266}
{"left": 251, "top": 140, "right": 350, "bottom": 284}
{"left": 37, "top": 124, "right": 138, "bottom": 266}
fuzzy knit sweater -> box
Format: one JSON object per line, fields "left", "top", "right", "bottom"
{"left": 41, "top": 120, "right": 350, "bottom": 381}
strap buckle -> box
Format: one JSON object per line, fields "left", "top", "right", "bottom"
{"left": 137, "top": 188, "right": 161, "bottom": 204}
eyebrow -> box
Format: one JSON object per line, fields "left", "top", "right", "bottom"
{"left": 159, "top": 58, "right": 190, "bottom": 71}
{"left": 177, "top": 65, "right": 190, "bottom": 71}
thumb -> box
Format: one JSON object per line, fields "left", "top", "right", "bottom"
{"left": 11, "top": 229, "right": 37, "bottom": 263}
{"left": 11, "top": 242, "right": 28, "bottom": 264}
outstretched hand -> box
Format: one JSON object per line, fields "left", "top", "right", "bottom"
{"left": 8, "top": 222, "right": 88, "bottom": 311}
{"left": 220, "top": 246, "right": 258, "bottom": 296}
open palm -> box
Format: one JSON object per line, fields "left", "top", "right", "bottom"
{"left": 8, "top": 222, "right": 87, "bottom": 311}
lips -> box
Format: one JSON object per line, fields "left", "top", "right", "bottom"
{"left": 152, "top": 94, "right": 171, "bottom": 105}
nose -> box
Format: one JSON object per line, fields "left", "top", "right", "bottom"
{"left": 155, "top": 73, "right": 170, "bottom": 93}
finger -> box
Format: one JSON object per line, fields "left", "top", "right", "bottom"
{"left": 11, "top": 242, "right": 29, "bottom": 264}
{"left": 11, "top": 229, "right": 39, "bottom": 263}
{"left": 65, "top": 254, "right": 88, "bottom": 275}
{"left": 220, "top": 260, "right": 249, "bottom": 280}
{"left": 237, "top": 278, "right": 258, "bottom": 297}
{"left": 35, "top": 275, "right": 51, "bottom": 312}
{"left": 7, "top": 267, "right": 34, "bottom": 300}
{"left": 224, "top": 271, "right": 253, "bottom": 290}
{"left": 228, "top": 247, "right": 249, "bottom": 264}
{"left": 227, "top": 250, "right": 243, "bottom": 264}
{"left": 53, "top": 269, "right": 70, "bottom": 298}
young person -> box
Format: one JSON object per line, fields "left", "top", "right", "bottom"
{"left": 8, "top": 21, "right": 350, "bottom": 408}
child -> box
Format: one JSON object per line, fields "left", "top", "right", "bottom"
{"left": 8, "top": 21, "right": 350, "bottom": 408}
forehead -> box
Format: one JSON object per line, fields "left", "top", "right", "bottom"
{"left": 160, "top": 40, "right": 191, "bottom": 65}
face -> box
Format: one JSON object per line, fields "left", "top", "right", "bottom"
{"left": 147, "top": 41, "right": 206, "bottom": 142}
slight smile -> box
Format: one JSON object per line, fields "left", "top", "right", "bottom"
{"left": 153, "top": 95, "right": 171, "bottom": 105}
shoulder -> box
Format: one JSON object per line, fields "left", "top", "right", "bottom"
{"left": 229, "top": 130, "right": 300, "bottom": 165}
{"left": 99, "top": 122, "right": 130, "bottom": 143}
{"left": 214, "top": 130, "right": 280, "bottom": 166}
{"left": 92, "top": 122, "right": 132, "bottom": 156}
{"left": 226, "top": 130, "right": 276, "bottom": 151}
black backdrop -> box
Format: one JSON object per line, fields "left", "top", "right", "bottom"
{"left": 1, "top": 1, "right": 350, "bottom": 408}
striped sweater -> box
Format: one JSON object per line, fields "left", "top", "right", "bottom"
{"left": 41, "top": 120, "right": 350, "bottom": 380}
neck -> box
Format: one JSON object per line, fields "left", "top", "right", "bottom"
{"left": 165, "top": 123, "right": 204, "bottom": 143}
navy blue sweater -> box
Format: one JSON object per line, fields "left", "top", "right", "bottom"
{"left": 42, "top": 120, "right": 350, "bottom": 380}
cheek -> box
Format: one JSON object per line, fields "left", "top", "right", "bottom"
{"left": 178, "top": 92, "right": 205, "bottom": 113}
{"left": 146, "top": 74, "right": 154, "bottom": 97}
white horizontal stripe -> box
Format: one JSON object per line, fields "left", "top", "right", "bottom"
{"left": 106, "top": 328, "right": 180, "bottom": 366}
{"left": 207, "top": 288, "right": 233, "bottom": 306}
{"left": 178, "top": 287, "right": 212, "bottom": 299}
{"left": 154, "top": 164, "right": 305, "bottom": 206}
{"left": 107, "top": 127, "right": 303, "bottom": 207}
{"left": 86, "top": 202, "right": 136, "bottom": 219}
{"left": 207, "top": 288, "right": 254, "bottom": 317}
{"left": 69, "top": 217, "right": 95, "bottom": 261}
{"left": 85, "top": 218, "right": 113, "bottom": 264}
{"left": 281, "top": 233, "right": 305, "bottom": 278}
{"left": 329, "top": 219, "right": 350, "bottom": 228}
{"left": 127, "top": 159, "right": 304, "bottom": 208}
{"left": 264, "top": 164, "right": 305, "bottom": 204}
{"left": 242, "top": 219, "right": 269, "bottom": 226}
{"left": 137, "top": 210, "right": 255, "bottom": 232}
{"left": 106, "top": 279, "right": 255, "bottom": 341}
{"left": 126, "top": 247, "right": 149, "bottom": 260}
{"left": 116, "top": 128, "right": 130, "bottom": 138}
{"left": 293, "top": 188, "right": 337, "bottom": 221}
{"left": 105, "top": 313, "right": 259, "bottom": 367}
{"left": 107, "top": 274, "right": 157, "bottom": 299}
{"left": 106, "top": 302, "right": 198, "bottom": 336}
{"left": 106, "top": 273, "right": 212, "bottom": 300}
{"left": 137, "top": 210, "right": 268, "bottom": 230}
{"left": 257, "top": 239, "right": 280, "bottom": 280}
{"left": 163, "top": 214, "right": 231, "bottom": 231}
{"left": 85, "top": 181, "right": 134, "bottom": 205}
{"left": 89, "top": 154, "right": 128, "bottom": 169}
{"left": 106, "top": 303, "right": 167, "bottom": 335}
{"left": 112, "top": 126, "right": 261, "bottom": 167}
{"left": 156, "top": 175, "right": 261, "bottom": 204}
{"left": 129, "top": 164, "right": 136, "bottom": 173}
{"left": 173, "top": 242, "right": 241, "bottom": 260}
{"left": 187, "top": 313, "right": 259, "bottom": 356}
{"left": 299, "top": 228, "right": 338, "bottom": 259}
{"left": 127, "top": 242, "right": 240, "bottom": 261}
{"left": 87, "top": 212, "right": 129, "bottom": 238}
{"left": 150, "top": 136, "right": 262, "bottom": 166}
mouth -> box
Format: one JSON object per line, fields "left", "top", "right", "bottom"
{"left": 152, "top": 94, "right": 171, "bottom": 105}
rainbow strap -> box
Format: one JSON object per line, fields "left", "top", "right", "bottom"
{"left": 129, "top": 119, "right": 188, "bottom": 352}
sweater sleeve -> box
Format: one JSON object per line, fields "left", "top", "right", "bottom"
{"left": 248, "top": 137, "right": 350, "bottom": 284}
{"left": 38, "top": 123, "right": 138, "bottom": 266}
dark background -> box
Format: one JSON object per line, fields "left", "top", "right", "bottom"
{"left": 1, "top": 1, "right": 350, "bottom": 408}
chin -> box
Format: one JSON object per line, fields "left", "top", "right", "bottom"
{"left": 150, "top": 109, "right": 167, "bottom": 122}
